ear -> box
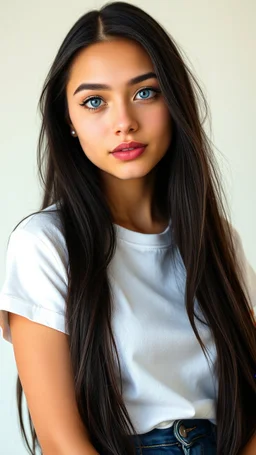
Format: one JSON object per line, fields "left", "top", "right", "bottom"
{"left": 65, "top": 105, "right": 77, "bottom": 136}
{"left": 70, "top": 125, "right": 77, "bottom": 137}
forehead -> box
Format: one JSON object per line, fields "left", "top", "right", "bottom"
{"left": 67, "top": 38, "right": 154, "bottom": 88}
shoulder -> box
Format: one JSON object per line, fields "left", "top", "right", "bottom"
{"left": 0, "top": 203, "right": 69, "bottom": 343}
{"left": 12, "top": 202, "right": 65, "bottom": 243}
{"left": 8, "top": 202, "right": 68, "bottom": 267}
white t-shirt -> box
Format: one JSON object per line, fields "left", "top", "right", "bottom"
{"left": 0, "top": 203, "right": 255, "bottom": 434}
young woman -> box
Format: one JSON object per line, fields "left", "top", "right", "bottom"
{"left": 0, "top": 2, "right": 255, "bottom": 454}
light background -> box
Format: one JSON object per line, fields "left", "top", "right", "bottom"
{"left": 0, "top": 0, "right": 255, "bottom": 453}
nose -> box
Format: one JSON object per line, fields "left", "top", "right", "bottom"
{"left": 113, "top": 104, "right": 139, "bottom": 135}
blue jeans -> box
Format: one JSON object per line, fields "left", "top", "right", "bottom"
{"left": 131, "top": 419, "right": 217, "bottom": 454}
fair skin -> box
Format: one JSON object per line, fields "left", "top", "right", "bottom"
{"left": 8, "top": 39, "right": 172, "bottom": 455}
{"left": 66, "top": 37, "right": 172, "bottom": 234}
{"left": 9, "top": 314, "right": 100, "bottom": 455}
{"left": 9, "top": 38, "right": 255, "bottom": 455}
{"left": 240, "top": 435, "right": 256, "bottom": 455}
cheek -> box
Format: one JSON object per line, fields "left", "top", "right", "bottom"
{"left": 82, "top": 116, "right": 108, "bottom": 136}
{"left": 78, "top": 124, "right": 109, "bottom": 166}
{"left": 77, "top": 116, "right": 106, "bottom": 140}
{"left": 76, "top": 117, "right": 108, "bottom": 154}
{"left": 69, "top": 103, "right": 108, "bottom": 138}
{"left": 142, "top": 104, "right": 171, "bottom": 135}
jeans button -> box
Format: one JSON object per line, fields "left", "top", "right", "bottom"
{"left": 179, "top": 425, "right": 188, "bottom": 438}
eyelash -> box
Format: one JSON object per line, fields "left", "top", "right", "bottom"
{"left": 79, "top": 87, "right": 161, "bottom": 111}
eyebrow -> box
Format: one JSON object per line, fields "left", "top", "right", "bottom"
{"left": 73, "top": 71, "right": 157, "bottom": 95}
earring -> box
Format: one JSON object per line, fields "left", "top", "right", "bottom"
{"left": 71, "top": 129, "right": 77, "bottom": 137}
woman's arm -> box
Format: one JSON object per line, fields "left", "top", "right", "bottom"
{"left": 239, "top": 434, "right": 256, "bottom": 455}
{"left": 9, "top": 313, "right": 100, "bottom": 455}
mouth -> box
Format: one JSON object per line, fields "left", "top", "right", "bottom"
{"left": 111, "top": 141, "right": 147, "bottom": 154}
{"left": 111, "top": 145, "right": 147, "bottom": 161}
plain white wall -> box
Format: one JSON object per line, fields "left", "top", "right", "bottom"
{"left": 0, "top": 0, "right": 255, "bottom": 453}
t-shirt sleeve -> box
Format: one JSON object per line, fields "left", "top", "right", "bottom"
{"left": 0, "top": 227, "right": 69, "bottom": 344}
{"left": 232, "top": 226, "right": 256, "bottom": 322}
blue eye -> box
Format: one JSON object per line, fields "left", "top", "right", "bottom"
{"left": 80, "top": 86, "right": 160, "bottom": 111}
{"left": 136, "top": 88, "right": 155, "bottom": 99}
{"left": 84, "top": 97, "right": 103, "bottom": 110}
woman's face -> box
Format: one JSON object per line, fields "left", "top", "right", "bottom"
{"left": 66, "top": 38, "right": 172, "bottom": 182}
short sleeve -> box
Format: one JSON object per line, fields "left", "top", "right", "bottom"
{"left": 232, "top": 226, "right": 256, "bottom": 322}
{"left": 0, "top": 227, "right": 69, "bottom": 344}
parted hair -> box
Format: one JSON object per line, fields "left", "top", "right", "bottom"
{"left": 14, "top": 2, "right": 256, "bottom": 454}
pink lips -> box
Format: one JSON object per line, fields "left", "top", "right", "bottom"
{"left": 111, "top": 141, "right": 147, "bottom": 153}
{"left": 112, "top": 147, "right": 146, "bottom": 161}
{"left": 111, "top": 141, "right": 147, "bottom": 161}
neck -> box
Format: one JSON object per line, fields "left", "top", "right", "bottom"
{"left": 100, "top": 171, "right": 168, "bottom": 233}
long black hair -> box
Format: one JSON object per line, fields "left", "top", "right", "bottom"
{"left": 14, "top": 2, "right": 256, "bottom": 454}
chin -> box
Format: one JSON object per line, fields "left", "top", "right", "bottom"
{"left": 117, "top": 168, "right": 154, "bottom": 180}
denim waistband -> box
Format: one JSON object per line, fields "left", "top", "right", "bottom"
{"left": 132, "top": 419, "right": 217, "bottom": 450}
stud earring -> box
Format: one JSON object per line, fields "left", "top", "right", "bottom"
{"left": 71, "top": 129, "right": 77, "bottom": 137}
